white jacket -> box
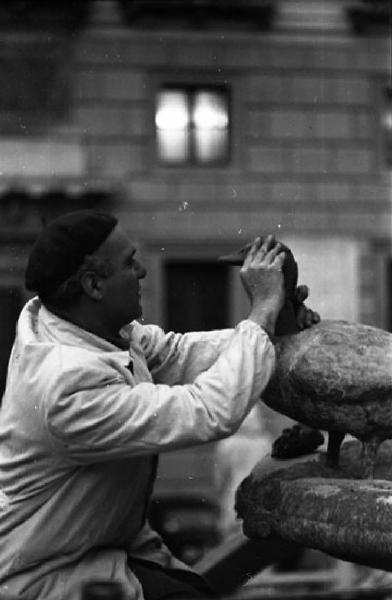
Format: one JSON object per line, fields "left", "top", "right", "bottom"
{"left": 0, "top": 298, "right": 275, "bottom": 600}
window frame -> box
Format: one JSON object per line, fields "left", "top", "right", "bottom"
{"left": 155, "top": 83, "right": 231, "bottom": 167}
{"left": 150, "top": 71, "right": 239, "bottom": 172}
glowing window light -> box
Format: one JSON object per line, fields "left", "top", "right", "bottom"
{"left": 155, "top": 91, "right": 189, "bottom": 130}
{"left": 157, "top": 129, "right": 189, "bottom": 163}
{"left": 156, "top": 90, "right": 190, "bottom": 163}
{"left": 155, "top": 86, "right": 229, "bottom": 164}
{"left": 195, "top": 129, "right": 228, "bottom": 163}
{"left": 193, "top": 91, "right": 229, "bottom": 130}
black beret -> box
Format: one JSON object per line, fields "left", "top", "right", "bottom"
{"left": 25, "top": 210, "right": 118, "bottom": 296}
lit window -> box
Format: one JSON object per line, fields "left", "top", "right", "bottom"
{"left": 155, "top": 86, "right": 230, "bottom": 165}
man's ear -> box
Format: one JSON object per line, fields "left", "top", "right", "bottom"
{"left": 79, "top": 270, "right": 105, "bottom": 301}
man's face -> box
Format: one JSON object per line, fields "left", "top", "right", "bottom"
{"left": 95, "top": 226, "right": 147, "bottom": 326}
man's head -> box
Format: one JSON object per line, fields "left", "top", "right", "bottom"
{"left": 25, "top": 210, "right": 147, "bottom": 331}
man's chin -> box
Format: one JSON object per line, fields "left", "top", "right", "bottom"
{"left": 122, "top": 307, "right": 143, "bottom": 326}
{"left": 135, "top": 305, "right": 143, "bottom": 320}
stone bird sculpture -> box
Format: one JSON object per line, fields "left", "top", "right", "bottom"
{"left": 219, "top": 240, "right": 392, "bottom": 478}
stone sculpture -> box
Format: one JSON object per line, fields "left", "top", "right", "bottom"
{"left": 219, "top": 241, "right": 392, "bottom": 478}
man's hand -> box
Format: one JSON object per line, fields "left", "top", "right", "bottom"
{"left": 240, "top": 235, "right": 286, "bottom": 337}
{"left": 293, "top": 285, "right": 320, "bottom": 331}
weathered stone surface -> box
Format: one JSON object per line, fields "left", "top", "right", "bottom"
{"left": 235, "top": 441, "right": 392, "bottom": 570}
{"left": 267, "top": 319, "right": 392, "bottom": 433}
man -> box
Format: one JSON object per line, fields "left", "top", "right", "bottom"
{"left": 0, "top": 210, "right": 316, "bottom": 600}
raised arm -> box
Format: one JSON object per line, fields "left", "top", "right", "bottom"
{"left": 45, "top": 237, "right": 286, "bottom": 460}
{"left": 135, "top": 236, "right": 286, "bottom": 385}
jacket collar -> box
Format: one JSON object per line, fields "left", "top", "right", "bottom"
{"left": 22, "top": 297, "right": 132, "bottom": 353}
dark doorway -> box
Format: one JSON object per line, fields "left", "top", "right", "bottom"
{"left": 164, "top": 260, "right": 229, "bottom": 332}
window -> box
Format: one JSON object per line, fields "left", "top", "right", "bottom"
{"left": 155, "top": 86, "right": 230, "bottom": 166}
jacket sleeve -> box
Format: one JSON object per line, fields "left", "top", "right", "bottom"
{"left": 131, "top": 321, "right": 237, "bottom": 384}
{"left": 44, "top": 320, "right": 275, "bottom": 463}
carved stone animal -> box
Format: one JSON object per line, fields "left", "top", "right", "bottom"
{"left": 263, "top": 319, "right": 392, "bottom": 477}
{"left": 219, "top": 241, "right": 392, "bottom": 477}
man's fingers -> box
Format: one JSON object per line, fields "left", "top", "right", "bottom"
{"left": 271, "top": 250, "right": 286, "bottom": 270}
{"left": 265, "top": 241, "right": 282, "bottom": 263}
{"left": 242, "top": 234, "right": 285, "bottom": 268}
{"left": 305, "top": 310, "right": 313, "bottom": 328}
{"left": 252, "top": 235, "right": 280, "bottom": 266}
{"left": 260, "top": 234, "right": 276, "bottom": 255}
{"left": 312, "top": 311, "right": 321, "bottom": 324}
{"left": 294, "top": 285, "right": 309, "bottom": 304}
{"left": 242, "top": 237, "right": 262, "bottom": 268}
{"left": 296, "top": 305, "right": 321, "bottom": 330}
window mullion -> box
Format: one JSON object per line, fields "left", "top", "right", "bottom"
{"left": 188, "top": 90, "right": 196, "bottom": 165}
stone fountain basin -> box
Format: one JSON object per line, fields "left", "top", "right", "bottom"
{"left": 235, "top": 441, "right": 392, "bottom": 571}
